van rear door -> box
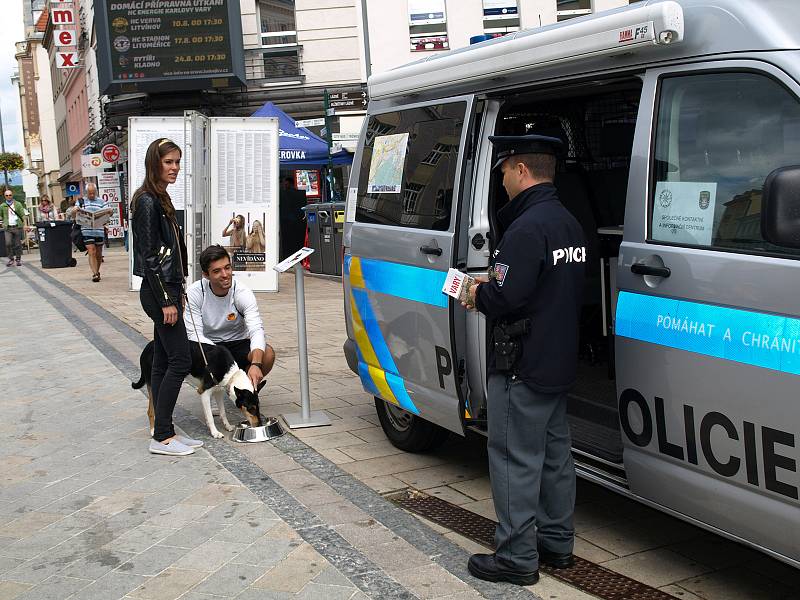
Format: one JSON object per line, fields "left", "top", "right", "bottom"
{"left": 345, "top": 97, "right": 474, "bottom": 435}
{"left": 615, "top": 62, "right": 800, "bottom": 563}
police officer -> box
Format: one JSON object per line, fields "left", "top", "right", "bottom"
{"left": 463, "top": 134, "right": 586, "bottom": 586}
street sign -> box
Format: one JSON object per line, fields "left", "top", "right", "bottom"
{"left": 81, "top": 153, "right": 110, "bottom": 176}
{"left": 51, "top": 7, "right": 74, "bottom": 25}
{"left": 295, "top": 118, "right": 325, "bottom": 128}
{"left": 328, "top": 91, "right": 368, "bottom": 112}
{"left": 332, "top": 133, "right": 360, "bottom": 142}
{"left": 101, "top": 144, "right": 121, "bottom": 163}
{"left": 56, "top": 52, "right": 79, "bottom": 68}
{"left": 55, "top": 29, "right": 76, "bottom": 47}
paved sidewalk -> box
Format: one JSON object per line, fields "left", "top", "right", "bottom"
{"left": 0, "top": 258, "right": 546, "bottom": 600}
{"left": 4, "top": 249, "right": 800, "bottom": 600}
{"left": 0, "top": 271, "right": 368, "bottom": 600}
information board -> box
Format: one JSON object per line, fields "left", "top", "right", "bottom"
{"left": 128, "top": 116, "right": 190, "bottom": 291}
{"left": 96, "top": 0, "right": 245, "bottom": 95}
{"left": 210, "top": 117, "right": 280, "bottom": 292}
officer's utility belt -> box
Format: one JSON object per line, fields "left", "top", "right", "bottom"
{"left": 493, "top": 317, "right": 531, "bottom": 372}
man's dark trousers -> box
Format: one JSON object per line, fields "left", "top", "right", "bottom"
{"left": 4, "top": 227, "right": 23, "bottom": 258}
{"left": 487, "top": 374, "right": 575, "bottom": 572}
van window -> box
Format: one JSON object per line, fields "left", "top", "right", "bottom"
{"left": 650, "top": 72, "right": 800, "bottom": 255}
{"left": 356, "top": 103, "right": 466, "bottom": 231}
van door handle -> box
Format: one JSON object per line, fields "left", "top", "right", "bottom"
{"left": 631, "top": 262, "right": 671, "bottom": 278}
{"left": 420, "top": 245, "right": 443, "bottom": 256}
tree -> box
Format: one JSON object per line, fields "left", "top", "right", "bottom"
{"left": 0, "top": 152, "right": 24, "bottom": 187}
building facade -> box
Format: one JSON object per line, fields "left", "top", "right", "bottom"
{"left": 17, "top": 0, "right": 636, "bottom": 202}
{"left": 14, "top": 4, "right": 63, "bottom": 206}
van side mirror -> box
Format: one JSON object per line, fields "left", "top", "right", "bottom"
{"left": 762, "top": 165, "right": 800, "bottom": 249}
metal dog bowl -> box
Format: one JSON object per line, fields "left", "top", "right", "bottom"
{"left": 231, "top": 415, "right": 285, "bottom": 443}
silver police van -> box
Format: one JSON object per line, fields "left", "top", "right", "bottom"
{"left": 341, "top": 0, "right": 800, "bottom": 567}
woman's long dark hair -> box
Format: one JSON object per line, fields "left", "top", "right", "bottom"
{"left": 131, "top": 138, "right": 182, "bottom": 219}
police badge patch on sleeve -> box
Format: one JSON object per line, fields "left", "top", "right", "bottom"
{"left": 491, "top": 263, "right": 510, "bottom": 286}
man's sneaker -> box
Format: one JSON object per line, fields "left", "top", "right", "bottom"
{"left": 175, "top": 434, "right": 204, "bottom": 448}
{"left": 15, "top": 258, "right": 21, "bottom": 266}
{"left": 149, "top": 439, "right": 195, "bottom": 456}
{"left": 6, "top": 259, "right": 13, "bottom": 267}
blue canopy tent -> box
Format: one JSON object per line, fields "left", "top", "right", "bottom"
{"left": 251, "top": 101, "right": 352, "bottom": 167}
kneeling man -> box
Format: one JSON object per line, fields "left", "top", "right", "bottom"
{"left": 185, "top": 245, "right": 275, "bottom": 393}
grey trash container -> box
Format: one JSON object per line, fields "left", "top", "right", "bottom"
{"left": 36, "top": 221, "right": 77, "bottom": 268}
{"left": 302, "top": 204, "right": 324, "bottom": 274}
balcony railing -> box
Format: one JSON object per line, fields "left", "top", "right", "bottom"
{"left": 244, "top": 45, "right": 304, "bottom": 84}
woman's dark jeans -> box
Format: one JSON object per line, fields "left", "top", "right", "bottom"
{"left": 140, "top": 280, "right": 191, "bottom": 442}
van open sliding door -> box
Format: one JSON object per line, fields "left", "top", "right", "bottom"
{"left": 344, "top": 96, "right": 475, "bottom": 437}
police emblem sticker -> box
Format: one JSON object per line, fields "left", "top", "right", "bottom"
{"left": 493, "top": 263, "right": 509, "bottom": 287}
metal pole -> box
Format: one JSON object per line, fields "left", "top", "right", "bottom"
{"left": 296, "top": 261, "right": 311, "bottom": 420}
{"left": 281, "top": 262, "right": 331, "bottom": 428}
{"left": 0, "top": 106, "right": 8, "bottom": 187}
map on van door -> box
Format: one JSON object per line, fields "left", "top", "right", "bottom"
{"left": 652, "top": 181, "right": 718, "bottom": 246}
{"left": 367, "top": 133, "right": 409, "bottom": 194}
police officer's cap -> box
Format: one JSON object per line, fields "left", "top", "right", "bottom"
{"left": 489, "top": 134, "right": 564, "bottom": 171}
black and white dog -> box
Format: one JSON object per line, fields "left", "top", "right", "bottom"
{"left": 132, "top": 340, "right": 265, "bottom": 439}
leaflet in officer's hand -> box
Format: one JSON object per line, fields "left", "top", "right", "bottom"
{"left": 442, "top": 268, "right": 476, "bottom": 304}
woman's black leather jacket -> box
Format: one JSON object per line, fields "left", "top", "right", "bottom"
{"left": 132, "top": 193, "right": 187, "bottom": 307}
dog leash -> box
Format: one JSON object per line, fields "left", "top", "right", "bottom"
{"left": 183, "top": 288, "right": 218, "bottom": 385}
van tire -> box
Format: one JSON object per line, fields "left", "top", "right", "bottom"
{"left": 374, "top": 398, "right": 449, "bottom": 453}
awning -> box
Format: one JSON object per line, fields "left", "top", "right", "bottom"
{"left": 251, "top": 101, "right": 352, "bottom": 168}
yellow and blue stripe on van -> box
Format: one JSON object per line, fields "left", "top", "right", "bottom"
{"left": 346, "top": 255, "right": 450, "bottom": 414}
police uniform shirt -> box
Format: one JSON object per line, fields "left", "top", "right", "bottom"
{"left": 475, "top": 182, "right": 586, "bottom": 393}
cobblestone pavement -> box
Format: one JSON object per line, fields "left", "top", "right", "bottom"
{"left": 2, "top": 249, "right": 800, "bottom": 600}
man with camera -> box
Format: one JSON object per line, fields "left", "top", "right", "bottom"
{"left": 462, "top": 134, "right": 586, "bottom": 586}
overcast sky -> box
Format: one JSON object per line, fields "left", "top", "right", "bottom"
{"left": 0, "top": 1, "right": 26, "bottom": 156}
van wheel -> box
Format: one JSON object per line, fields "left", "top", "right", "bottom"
{"left": 374, "top": 398, "right": 449, "bottom": 453}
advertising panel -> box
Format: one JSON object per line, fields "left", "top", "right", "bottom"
{"left": 95, "top": 0, "right": 245, "bottom": 95}
{"left": 210, "top": 118, "right": 280, "bottom": 292}
{"left": 128, "top": 116, "right": 190, "bottom": 291}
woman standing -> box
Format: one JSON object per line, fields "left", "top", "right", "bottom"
{"left": 131, "top": 138, "right": 200, "bottom": 456}
{"left": 38, "top": 195, "right": 58, "bottom": 221}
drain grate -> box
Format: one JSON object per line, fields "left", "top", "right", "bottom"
{"left": 388, "top": 490, "right": 677, "bottom": 600}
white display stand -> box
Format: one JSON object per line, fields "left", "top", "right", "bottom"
{"left": 275, "top": 249, "right": 331, "bottom": 429}
{"left": 209, "top": 117, "right": 280, "bottom": 292}
{"left": 127, "top": 116, "right": 190, "bottom": 292}
{"left": 128, "top": 113, "right": 280, "bottom": 293}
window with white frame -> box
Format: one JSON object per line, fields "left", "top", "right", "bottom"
{"left": 556, "top": 0, "right": 591, "bottom": 22}
{"left": 482, "top": 0, "right": 520, "bottom": 37}
{"left": 258, "top": 0, "right": 297, "bottom": 47}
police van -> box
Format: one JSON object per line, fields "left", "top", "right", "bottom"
{"left": 341, "top": 0, "right": 800, "bottom": 567}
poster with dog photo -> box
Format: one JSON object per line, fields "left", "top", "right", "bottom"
{"left": 209, "top": 117, "right": 280, "bottom": 292}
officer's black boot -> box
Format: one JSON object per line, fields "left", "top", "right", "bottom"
{"left": 467, "top": 553, "right": 539, "bottom": 586}
{"left": 538, "top": 548, "right": 575, "bottom": 569}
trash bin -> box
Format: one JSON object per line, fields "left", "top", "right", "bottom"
{"left": 36, "top": 221, "right": 77, "bottom": 268}
{"left": 0, "top": 230, "right": 6, "bottom": 257}
{"left": 302, "top": 204, "right": 324, "bottom": 274}
{"left": 331, "top": 202, "right": 345, "bottom": 276}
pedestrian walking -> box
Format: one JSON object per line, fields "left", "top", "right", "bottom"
{"left": 79, "top": 183, "right": 109, "bottom": 282}
{"left": 1, "top": 188, "right": 29, "bottom": 267}
{"left": 131, "top": 137, "right": 199, "bottom": 456}
{"left": 462, "top": 135, "right": 586, "bottom": 586}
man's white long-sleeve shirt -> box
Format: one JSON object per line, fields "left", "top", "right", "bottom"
{"left": 184, "top": 278, "right": 266, "bottom": 352}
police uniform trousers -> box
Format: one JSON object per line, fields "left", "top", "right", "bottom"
{"left": 487, "top": 373, "right": 576, "bottom": 571}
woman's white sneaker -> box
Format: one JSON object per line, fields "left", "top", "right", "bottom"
{"left": 175, "top": 435, "right": 204, "bottom": 448}
{"left": 149, "top": 439, "right": 195, "bottom": 456}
